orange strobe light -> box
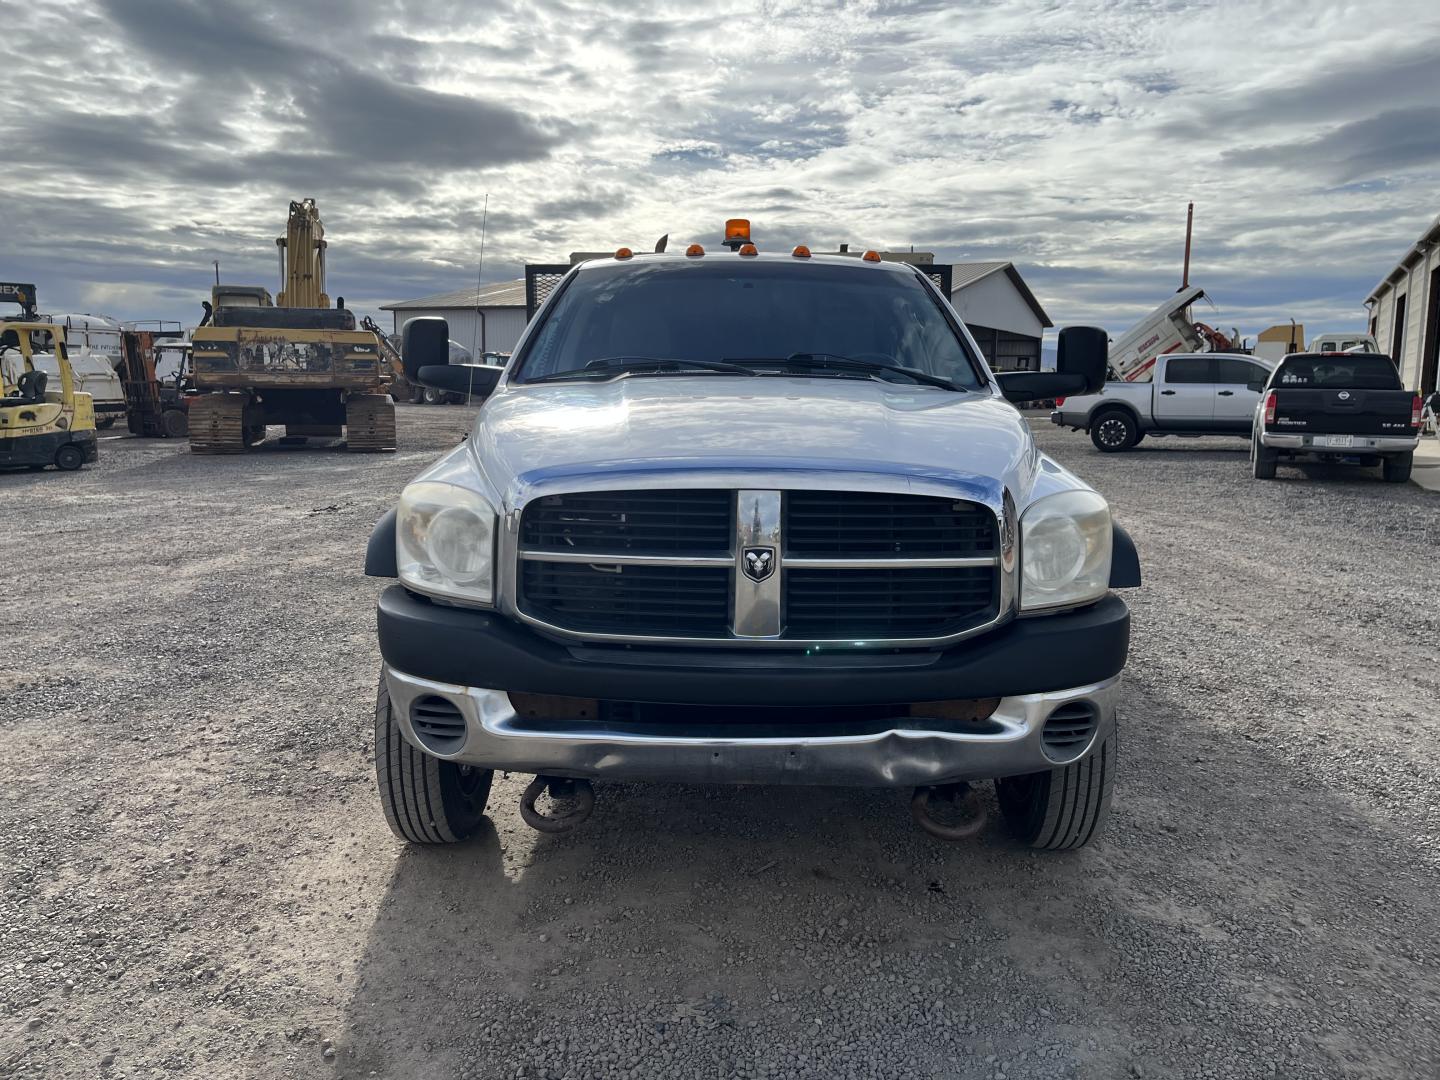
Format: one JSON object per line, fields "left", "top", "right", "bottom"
{"left": 725, "top": 219, "right": 751, "bottom": 244}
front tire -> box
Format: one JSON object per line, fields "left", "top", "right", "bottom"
{"left": 996, "top": 732, "right": 1116, "bottom": 850}
{"left": 374, "top": 677, "right": 493, "bottom": 844}
{"left": 1382, "top": 452, "right": 1413, "bottom": 483}
{"left": 54, "top": 443, "right": 85, "bottom": 471}
{"left": 1090, "top": 410, "right": 1139, "bottom": 452}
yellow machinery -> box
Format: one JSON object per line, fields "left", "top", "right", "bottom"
{"left": 1, "top": 318, "right": 99, "bottom": 471}
{"left": 188, "top": 199, "right": 395, "bottom": 453}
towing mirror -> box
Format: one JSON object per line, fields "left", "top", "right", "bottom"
{"left": 416, "top": 363, "right": 502, "bottom": 397}
{"left": 401, "top": 316, "right": 449, "bottom": 382}
{"left": 402, "top": 315, "right": 503, "bottom": 397}
{"left": 994, "top": 325, "right": 1108, "bottom": 404}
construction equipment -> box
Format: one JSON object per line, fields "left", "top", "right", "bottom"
{"left": 1, "top": 313, "right": 99, "bottom": 472}
{"left": 118, "top": 331, "right": 192, "bottom": 438}
{"left": 187, "top": 199, "right": 396, "bottom": 453}
{"left": 362, "top": 315, "right": 419, "bottom": 403}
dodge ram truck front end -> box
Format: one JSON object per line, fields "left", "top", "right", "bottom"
{"left": 365, "top": 238, "right": 1139, "bottom": 849}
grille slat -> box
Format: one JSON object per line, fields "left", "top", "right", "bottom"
{"left": 785, "top": 567, "right": 995, "bottom": 639}
{"left": 521, "top": 562, "right": 731, "bottom": 636}
{"left": 521, "top": 490, "right": 733, "bottom": 555}
{"left": 785, "top": 491, "right": 996, "bottom": 558}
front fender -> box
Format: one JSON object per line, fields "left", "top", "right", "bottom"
{"left": 365, "top": 508, "right": 397, "bottom": 577}
{"left": 1110, "top": 522, "right": 1141, "bottom": 588}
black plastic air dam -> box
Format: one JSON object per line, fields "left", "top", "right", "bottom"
{"left": 376, "top": 586, "right": 1130, "bottom": 707}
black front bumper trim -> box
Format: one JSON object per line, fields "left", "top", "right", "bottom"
{"left": 377, "top": 586, "right": 1130, "bottom": 707}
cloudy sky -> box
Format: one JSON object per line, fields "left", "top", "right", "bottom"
{"left": 2, "top": 0, "right": 1438, "bottom": 343}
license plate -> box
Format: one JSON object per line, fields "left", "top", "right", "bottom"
{"left": 1320, "top": 435, "right": 1353, "bottom": 448}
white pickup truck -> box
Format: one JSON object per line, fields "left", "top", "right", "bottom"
{"left": 1050, "top": 352, "right": 1274, "bottom": 451}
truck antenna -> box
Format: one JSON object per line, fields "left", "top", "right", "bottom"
{"left": 213, "top": 260, "right": 220, "bottom": 286}
{"left": 474, "top": 193, "right": 489, "bottom": 359}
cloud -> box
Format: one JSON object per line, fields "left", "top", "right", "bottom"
{"left": 1, "top": 0, "right": 1438, "bottom": 343}
{"left": 1222, "top": 107, "right": 1440, "bottom": 184}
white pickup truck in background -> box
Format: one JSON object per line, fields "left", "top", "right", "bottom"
{"left": 1051, "top": 352, "right": 1274, "bottom": 451}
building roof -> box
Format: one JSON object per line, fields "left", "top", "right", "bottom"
{"left": 950, "top": 261, "right": 1052, "bottom": 328}
{"left": 382, "top": 278, "right": 526, "bottom": 311}
{"left": 1366, "top": 211, "right": 1440, "bottom": 303}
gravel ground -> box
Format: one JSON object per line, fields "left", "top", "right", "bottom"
{"left": 3, "top": 407, "right": 1438, "bottom": 1080}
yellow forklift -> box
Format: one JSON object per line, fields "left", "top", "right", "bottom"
{"left": 1, "top": 286, "right": 100, "bottom": 471}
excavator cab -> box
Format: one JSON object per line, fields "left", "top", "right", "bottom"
{"left": 1, "top": 321, "right": 100, "bottom": 471}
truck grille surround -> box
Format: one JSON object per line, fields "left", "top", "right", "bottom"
{"left": 516, "top": 489, "right": 1003, "bottom": 644}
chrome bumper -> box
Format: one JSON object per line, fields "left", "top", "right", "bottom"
{"left": 382, "top": 666, "right": 1119, "bottom": 787}
{"left": 1263, "top": 433, "right": 1418, "bottom": 452}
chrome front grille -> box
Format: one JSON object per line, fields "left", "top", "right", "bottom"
{"left": 515, "top": 488, "right": 1002, "bottom": 644}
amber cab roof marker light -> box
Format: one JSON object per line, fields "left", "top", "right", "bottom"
{"left": 685, "top": 244, "right": 705, "bottom": 257}
{"left": 614, "top": 247, "right": 634, "bottom": 260}
{"left": 738, "top": 243, "right": 758, "bottom": 257}
{"left": 792, "top": 245, "right": 811, "bottom": 258}
{"left": 862, "top": 249, "right": 882, "bottom": 262}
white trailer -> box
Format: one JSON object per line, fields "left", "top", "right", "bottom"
{"left": 1107, "top": 285, "right": 1208, "bottom": 382}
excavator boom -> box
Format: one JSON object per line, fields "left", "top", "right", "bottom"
{"left": 276, "top": 198, "right": 329, "bottom": 309}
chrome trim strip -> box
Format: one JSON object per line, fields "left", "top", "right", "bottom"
{"left": 733, "top": 489, "right": 783, "bottom": 637}
{"left": 519, "top": 550, "right": 734, "bottom": 567}
{"left": 783, "top": 556, "right": 997, "bottom": 569}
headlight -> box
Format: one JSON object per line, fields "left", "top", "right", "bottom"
{"left": 396, "top": 481, "right": 496, "bottom": 605}
{"left": 1019, "top": 490, "right": 1111, "bottom": 612}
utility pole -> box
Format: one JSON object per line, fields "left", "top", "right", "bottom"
{"left": 1180, "top": 202, "right": 1194, "bottom": 291}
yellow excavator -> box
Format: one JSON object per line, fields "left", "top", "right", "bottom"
{"left": 188, "top": 199, "right": 396, "bottom": 453}
{"left": 1, "top": 284, "right": 99, "bottom": 471}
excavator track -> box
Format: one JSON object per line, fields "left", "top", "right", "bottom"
{"left": 189, "top": 394, "right": 255, "bottom": 454}
{"left": 345, "top": 394, "right": 396, "bottom": 453}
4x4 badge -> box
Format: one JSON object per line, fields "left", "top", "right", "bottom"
{"left": 742, "top": 546, "right": 776, "bottom": 582}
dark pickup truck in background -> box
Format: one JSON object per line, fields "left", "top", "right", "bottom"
{"left": 1251, "top": 353, "right": 1421, "bottom": 481}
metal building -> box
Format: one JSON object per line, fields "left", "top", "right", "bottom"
{"left": 380, "top": 279, "right": 528, "bottom": 356}
{"left": 1365, "top": 211, "right": 1440, "bottom": 395}
{"left": 947, "top": 262, "right": 1052, "bottom": 371}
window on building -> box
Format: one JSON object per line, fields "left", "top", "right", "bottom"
{"left": 1393, "top": 294, "right": 1407, "bottom": 361}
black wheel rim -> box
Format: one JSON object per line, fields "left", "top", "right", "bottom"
{"left": 1098, "top": 419, "right": 1126, "bottom": 447}
{"left": 456, "top": 765, "right": 485, "bottom": 803}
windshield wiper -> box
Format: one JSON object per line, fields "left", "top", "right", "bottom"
{"left": 526, "top": 356, "right": 758, "bottom": 383}
{"left": 725, "top": 353, "right": 959, "bottom": 391}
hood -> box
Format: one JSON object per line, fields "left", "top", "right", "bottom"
{"left": 466, "top": 376, "right": 1038, "bottom": 508}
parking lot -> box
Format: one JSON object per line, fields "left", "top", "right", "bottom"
{"left": 3, "top": 407, "right": 1438, "bottom": 1080}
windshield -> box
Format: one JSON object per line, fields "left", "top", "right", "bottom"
{"left": 514, "top": 260, "right": 984, "bottom": 389}
{"left": 1273, "top": 354, "right": 1401, "bottom": 390}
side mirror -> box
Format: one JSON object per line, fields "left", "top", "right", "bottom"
{"left": 416, "top": 363, "right": 502, "bottom": 398}
{"left": 994, "top": 325, "right": 1108, "bottom": 404}
{"left": 402, "top": 316, "right": 449, "bottom": 382}
{"left": 403, "top": 315, "right": 503, "bottom": 398}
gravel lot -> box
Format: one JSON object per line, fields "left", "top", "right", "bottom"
{"left": 3, "top": 407, "right": 1438, "bottom": 1080}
